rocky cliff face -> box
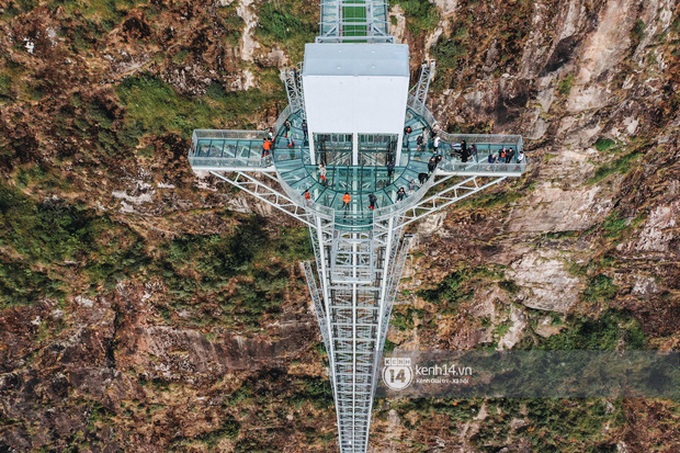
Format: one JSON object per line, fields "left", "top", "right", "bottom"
{"left": 0, "top": 0, "right": 678, "bottom": 452}
{"left": 397, "top": 0, "right": 679, "bottom": 347}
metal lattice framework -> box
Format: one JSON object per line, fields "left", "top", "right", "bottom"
{"left": 188, "top": 2, "right": 526, "bottom": 452}
{"left": 191, "top": 164, "right": 513, "bottom": 453}
{"left": 318, "top": 0, "right": 393, "bottom": 43}
{"left": 304, "top": 218, "right": 407, "bottom": 452}
{"left": 283, "top": 62, "right": 305, "bottom": 117}
{"left": 409, "top": 60, "right": 436, "bottom": 116}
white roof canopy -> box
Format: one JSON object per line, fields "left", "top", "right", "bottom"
{"left": 302, "top": 43, "right": 410, "bottom": 135}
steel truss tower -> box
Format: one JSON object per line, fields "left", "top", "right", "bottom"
{"left": 188, "top": 2, "right": 526, "bottom": 452}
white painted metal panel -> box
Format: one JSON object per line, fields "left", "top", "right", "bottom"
{"left": 303, "top": 43, "right": 409, "bottom": 136}
{"left": 304, "top": 43, "right": 409, "bottom": 76}
{"left": 303, "top": 75, "right": 409, "bottom": 134}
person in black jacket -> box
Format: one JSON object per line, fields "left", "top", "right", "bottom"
{"left": 368, "top": 193, "right": 377, "bottom": 210}
{"left": 386, "top": 160, "right": 395, "bottom": 181}
{"left": 428, "top": 156, "right": 436, "bottom": 173}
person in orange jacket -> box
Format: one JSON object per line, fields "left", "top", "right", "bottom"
{"left": 262, "top": 138, "right": 272, "bottom": 158}
{"left": 341, "top": 192, "right": 351, "bottom": 218}
{"left": 342, "top": 192, "right": 351, "bottom": 209}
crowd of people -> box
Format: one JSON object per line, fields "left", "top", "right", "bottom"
{"left": 487, "top": 147, "right": 525, "bottom": 164}
{"left": 273, "top": 119, "right": 525, "bottom": 217}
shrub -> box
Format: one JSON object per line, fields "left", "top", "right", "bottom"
{"left": 588, "top": 149, "right": 642, "bottom": 184}
{"left": 557, "top": 73, "right": 574, "bottom": 95}
{"left": 393, "top": 0, "right": 440, "bottom": 36}
{"left": 582, "top": 274, "right": 617, "bottom": 303}
{"left": 593, "top": 137, "right": 616, "bottom": 152}
{"left": 535, "top": 310, "right": 645, "bottom": 350}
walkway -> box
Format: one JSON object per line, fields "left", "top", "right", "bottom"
{"left": 189, "top": 109, "right": 526, "bottom": 230}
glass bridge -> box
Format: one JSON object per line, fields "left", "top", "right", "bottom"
{"left": 189, "top": 3, "right": 527, "bottom": 452}
{"left": 189, "top": 106, "right": 525, "bottom": 230}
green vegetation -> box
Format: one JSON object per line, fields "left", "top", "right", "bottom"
{"left": 0, "top": 59, "right": 31, "bottom": 107}
{"left": 527, "top": 310, "right": 645, "bottom": 350}
{"left": 632, "top": 19, "right": 646, "bottom": 46}
{"left": 593, "top": 137, "right": 617, "bottom": 152}
{"left": 0, "top": 73, "right": 12, "bottom": 101}
{"left": 432, "top": 36, "right": 466, "bottom": 72}
{"left": 418, "top": 266, "right": 504, "bottom": 310}
{"left": 0, "top": 182, "right": 154, "bottom": 306}
{"left": 298, "top": 375, "right": 334, "bottom": 408}
{"left": 255, "top": 2, "right": 316, "bottom": 61}
{"left": 602, "top": 214, "right": 628, "bottom": 240}
{"left": 0, "top": 260, "right": 63, "bottom": 307}
{"left": 380, "top": 397, "right": 622, "bottom": 451}
{"left": 430, "top": 0, "right": 532, "bottom": 88}
{"left": 195, "top": 413, "right": 240, "bottom": 444}
{"left": 116, "top": 74, "right": 283, "bottom": 138}
{"left": 389, "top": 266, "right": 516, "bottom": 337}
{"left": 588, "top": 148, "right": 643, "bottom": 184}
{"left": 216, "top": 5, "right": 246, "bottom": 46}
{"left": 0, "top": 185, "right": 92, "bottom": 264}
{"left": 227, "top": 369, "right": 333, "bottom": 428}
{"left": 391, "top": 306, "right": 423, "bottom": 330}
{"left": 459, "top": 180, "right": 535, "bottom": 209}
{"left": 50, "top": 0, "right": 141, "bottom": 22}
{"left": 383, "top": 338, "right": 396, "bottom": 352}
{"left": 494, "top": 319, "right": 512, "bottom": 337}
{"left": 0, "top": 181, "right": 310, "bottom": 329}
{"left": 431, "top": 21, "right": 471, "bottom": 80}
{"left": 537, "top": 402, "right": 622, "bottom": 450}
{"left": 418, "top": 269, "right": 472, "bottom": 306}
{"left": 393, "top": 0, "right": 440, "bottom": 36}
{"left": 0, "top": 0, "right": 38, "bottom": 18}
{"left": 387, "top": 398, "right": 481, "bottom": 427}
{"left": 598, "top": 209, "right": 646, "bottom": 245}
{"left": 557, "top": 73, "right": 575, "bottom": 95}
{"left": 39, "top": 0, "right": 145, "bottom": 52}
{"left": 155, "top": 219, "right": 311, "bottom": 329}
{"left": 582, "top": 273, "right": 618, "bottom": 303}
{"left": 47, "top": 90, "right": 139, "bottom": 164}
{"left": 498, "top": 279, "right": 519, "bottom": 294}
{"left": 474, "top": 399, "right": 620, "bottom": 451}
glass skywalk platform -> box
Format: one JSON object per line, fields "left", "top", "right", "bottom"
{"left": 188, "top": 130, "right": 273, "bottom": 171}
{"left": 189, "top": 108, "right": 526, "bottom": 230}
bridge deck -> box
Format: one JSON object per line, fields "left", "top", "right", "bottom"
{"left": 189, "top": 110, "right": 526, "bottom": 229}
{"left": 319, "top": 0, "right": 391, "bottom": 42}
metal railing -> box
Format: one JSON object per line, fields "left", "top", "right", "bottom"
{"left": 377, "top": 233, "right": 412, "bottom": 353}
{"left": 302, "top": 261, "right": 331, "bottom": 353}
{"left": 191, "top": 129, "right": 263, "bottom": 141}
{"left": 318, "top": 0, "right": 391, "bottom": 42}
{"left": 315, "top": 35, "right": 394, "bottom": 44}
{"left": 409, "top": 61, "right": 435, "bottom": 116}
{"left": 438, "top": 159, "right": 528, "bottom": 174}
{"left": 188, "top": 155, "right": 270, "bottom": 170}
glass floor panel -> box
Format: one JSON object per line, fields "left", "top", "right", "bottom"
{"left": 259, "top": 106, "right": 525, "bottom": 230}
